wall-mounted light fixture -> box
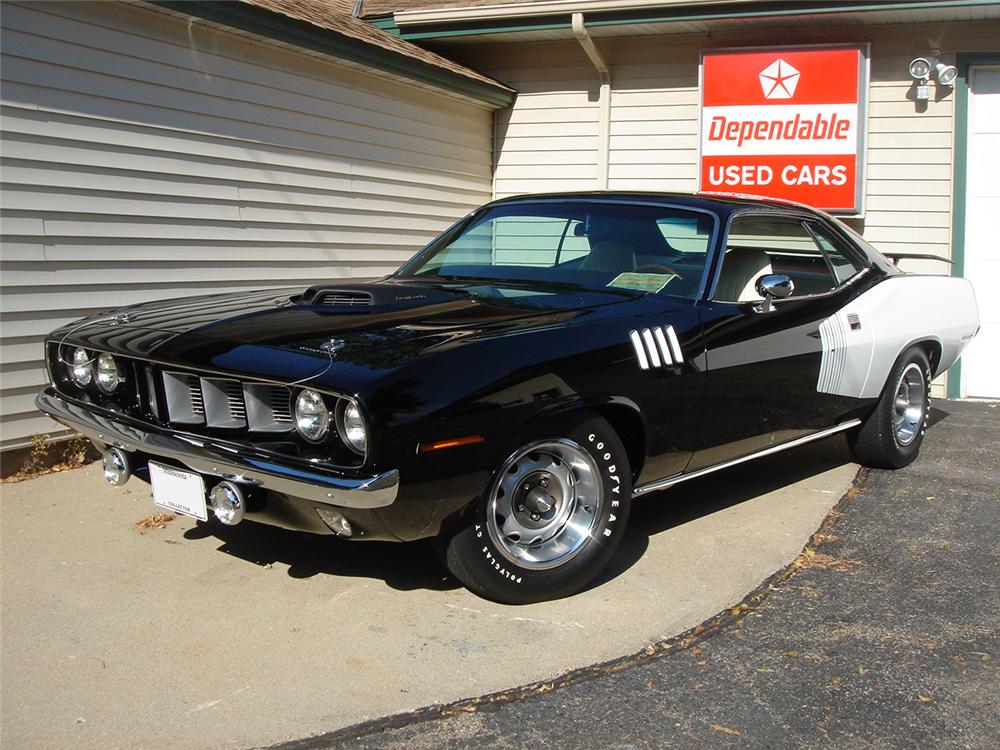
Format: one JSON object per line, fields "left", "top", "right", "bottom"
{"left": 908, "top": 56, "right": 958, "bottom": 100}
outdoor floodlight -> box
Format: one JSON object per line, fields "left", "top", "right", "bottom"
{"left": 934, "top": 61, "right": 958, "bottom": 86}
{"left": 908, "top": 57, "right": 932, "bottom": 80}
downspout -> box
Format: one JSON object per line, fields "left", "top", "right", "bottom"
{"left": 572, "top": 12, "right": 611, "bottom": 190}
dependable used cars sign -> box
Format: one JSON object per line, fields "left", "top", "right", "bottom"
{"left": 699, "top": 45, "right": 869, "bottom": 214}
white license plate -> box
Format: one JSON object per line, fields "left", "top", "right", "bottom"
{"left": 149, "top": 462, "right": 207, "bottom": 521}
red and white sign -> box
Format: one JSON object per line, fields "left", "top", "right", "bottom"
{"left": 699, "top": 45, "right": 868, "bottom": 213}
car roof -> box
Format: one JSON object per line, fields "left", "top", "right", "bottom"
{"left": 486, "top": 190, "right": 824, "bottom": 217}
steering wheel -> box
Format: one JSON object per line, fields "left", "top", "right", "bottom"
{"left": 634, "top": 263, "right": 683, "bottom": 279}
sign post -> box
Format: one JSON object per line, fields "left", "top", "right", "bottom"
{"left": 699, "top": 45, "right": 869, "bottom": 214}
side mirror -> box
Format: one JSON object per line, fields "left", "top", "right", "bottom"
{"left": 754, "top": 274, "right": 794, "bottom": 313}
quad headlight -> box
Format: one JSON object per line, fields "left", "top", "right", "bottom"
{"left": 69, "top": 348, "right": 93, "bottom": 387}
{"left": 95, "top": 352, "right": 121, "bottom": 394}
{"left": 338, "top": 400, "right": 367, "bottom": 455}
{"left": 294, "top": 389, "right": 331, "bottom": 443}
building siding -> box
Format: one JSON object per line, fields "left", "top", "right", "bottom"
{"left": 0, "top": 1, "right": 493, "bottom": 449}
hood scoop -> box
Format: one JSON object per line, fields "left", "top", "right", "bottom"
{"left": 299, "top": 282, "right": 463, "bottom": 311}
{"left": 311, "top": 289, "right": 373, "bottom": 307}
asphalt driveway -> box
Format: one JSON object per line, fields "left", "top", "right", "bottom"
{"left": 292, "top": 400, "right": 1000, "bottom": 750}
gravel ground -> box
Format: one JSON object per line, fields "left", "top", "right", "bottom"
{"left": 280, "top": 400, "right": 1000, "bottom": 750}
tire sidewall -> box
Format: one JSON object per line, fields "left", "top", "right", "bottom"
{"left": 886, "top": 348, "right": 932, "bottom": 461}
{"left": 447, "top": 414, "right": 632, "bottom": 603}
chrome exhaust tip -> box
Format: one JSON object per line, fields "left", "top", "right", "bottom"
{"left": 208, "top": 481, "right": 247, "bottom": 526}
{"left": 102, "top": 447, "right": 131, "bottom": 486}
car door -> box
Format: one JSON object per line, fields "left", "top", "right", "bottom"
{"left": 689, "top": 210, "right": 869, "bottom": 470}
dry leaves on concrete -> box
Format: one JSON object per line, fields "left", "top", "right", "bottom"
{"left": 136, "top": 513, "right": 176, "bottom": 529}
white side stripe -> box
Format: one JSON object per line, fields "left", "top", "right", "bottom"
{"left": 629, "top": 329, "right": 650, "bottom": 370}
{"left": 641, "top": 329, "right": 662, "bottom": 367}
{"left": 653, "top": 327, "right": 673, "bottom": 365}
{"left": 665, "top": 325, "right": 684, "bottom": 363}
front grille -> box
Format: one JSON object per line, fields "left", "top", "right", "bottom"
{"left": 313, "top": 290, "right": 373, "bottom": 307}
{"left": 162, "top": 372, "right": 205, "bottom": 424}
{"left": 163, "top": 373, "right": 294, "bottom": 432}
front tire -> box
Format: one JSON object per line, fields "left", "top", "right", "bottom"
{"left": 443, "top": 414, "right": 632, "bottom": 604}
{"left": 848, "top": 346, "right": 931, "bottom": 469}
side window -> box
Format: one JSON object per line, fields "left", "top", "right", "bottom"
{"left": 807, "top": 222, "right": 865, "bottom": 285}
{"left": 714, "top": 216, "right": 837, "bottom": 302}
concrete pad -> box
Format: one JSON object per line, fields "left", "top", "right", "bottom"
{"left": 0, "top": 437, "right": 857, "bottom": 750}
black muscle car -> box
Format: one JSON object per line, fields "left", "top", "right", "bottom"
{"left": 36, "top": 192, "right": 980, "bottom": 603}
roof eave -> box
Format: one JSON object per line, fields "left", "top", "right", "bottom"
{"left": 389, "top": 0, "right": 1000, "bottom": 41}
{"left": 150, "top": 0, "right": 515, "bottom": 108}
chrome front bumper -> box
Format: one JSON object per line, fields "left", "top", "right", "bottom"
{"left": 35, "top": 388, "right": 399, "bottom": 509}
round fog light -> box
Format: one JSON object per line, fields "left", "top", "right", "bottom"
{"left": 102, "top": 447, "right": 131, "bottom": 486}
{"left": 209, "top": 481, "right": 247, "bottom": 526}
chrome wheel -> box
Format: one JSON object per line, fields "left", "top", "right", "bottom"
{"left": 892, "top": 362, "right": 926, "bottom": 446}
{"left": 486, "top": 439, "right": 602, "bottom": 570}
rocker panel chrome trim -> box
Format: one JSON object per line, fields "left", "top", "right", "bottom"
{"left": 632, "top": 419, "right": 862, "bottom": 497}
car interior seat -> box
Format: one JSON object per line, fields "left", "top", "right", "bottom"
{"left": 579, "top": 240, "right": 637, "bottom": 274}
{"left": 715, "top": 247, "right": 775, "bottom": 302}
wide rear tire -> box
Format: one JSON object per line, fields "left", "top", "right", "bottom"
{"left": 848, "top": 346, "right": 931, "bottom": 470}
{"left": 443, "top": 414, "right": 632, "bottom": 604}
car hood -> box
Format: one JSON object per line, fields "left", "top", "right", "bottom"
{"left": 52, "top": 278, "right": 641, "bottom": 385}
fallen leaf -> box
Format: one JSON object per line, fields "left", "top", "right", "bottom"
{"left": 135, "top": 513, "right": 175, "bottom": 529}
{"left": 690, "top": 647, "right": 704, "bottom": 657}
{"left": 786, "top": 650, "right": 799, "bottom": 658}
{"left": 757, "top": 667, "right": 775, "bottom": 673}
{"left": 709, "top": 724, "right": 741, "bottom": 737}
{"left": 918, "top": 695, "right": 933, "bottom": 703}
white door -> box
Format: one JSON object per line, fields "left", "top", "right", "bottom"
{"left": 962, "top": 66, "right": 1000, "bottom": 398}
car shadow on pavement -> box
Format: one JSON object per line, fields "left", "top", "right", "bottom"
{"left": 181, "top": 411, "right": 952, "bottom": 597}
{"left": 183, "top": 521, "right": 458, "bottom": 592}
{"left": 586, "top": 434, "right": 857, "bottom": 591}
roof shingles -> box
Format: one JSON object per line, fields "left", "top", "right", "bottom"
{"left": 236, "top": 0, "right": 511, "bottom": 90}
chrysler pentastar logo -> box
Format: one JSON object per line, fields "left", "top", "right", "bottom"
{"left": 759, "top": 59, "right": 800, "bottom": 99}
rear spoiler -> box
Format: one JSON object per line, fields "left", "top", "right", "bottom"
{"left": 884, "top": 252, "right": 952, "bottom": 267}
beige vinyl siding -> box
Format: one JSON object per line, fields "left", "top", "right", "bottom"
{"left": 0, "top": 1, "right": 493, "bottom": 449}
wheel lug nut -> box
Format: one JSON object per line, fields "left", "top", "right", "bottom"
{"left": 517, "top": 504, "right": 525, "bottom": 512}
{"left": 522, "top": 483, "right": 531, "bottom": 491}
{"left": 530, "top": 513, "right": 540, "bottom": 521}
{"left": 540, "top": 477, "right": 549, "bottom": 487}
{"left": 583, "top": 505, "right": 592, "bottom": 513}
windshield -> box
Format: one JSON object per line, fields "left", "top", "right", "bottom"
{"left": 396, "top": 201, "right": 717, "bottom": 300}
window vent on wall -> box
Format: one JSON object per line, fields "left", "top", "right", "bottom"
{"left": 629, "top": 326, "right": 684, "bottom": 370}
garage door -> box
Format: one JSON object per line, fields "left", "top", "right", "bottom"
{"left": 0, "top": 1, "right": 493, "bottom": 449}
{"left": 962, "top": 66, "right": 1000, "bottom": 399}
